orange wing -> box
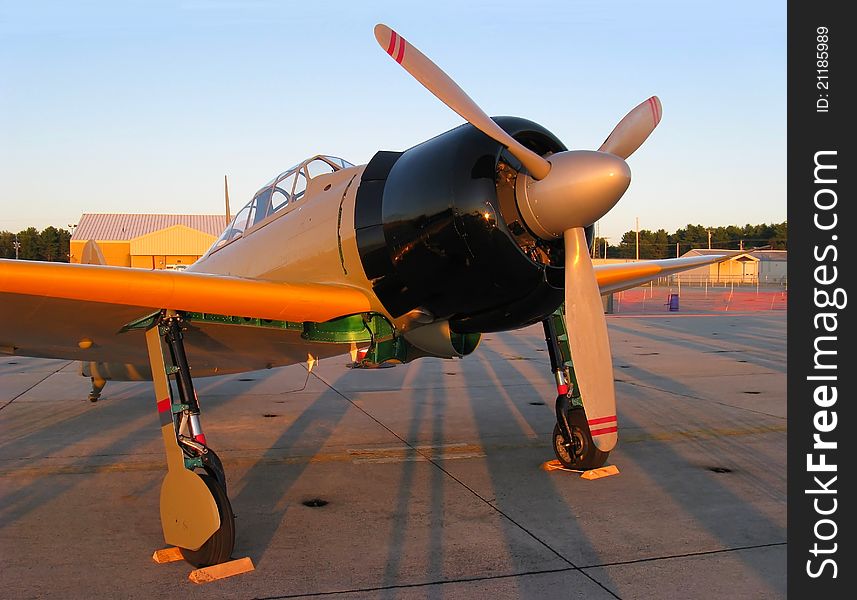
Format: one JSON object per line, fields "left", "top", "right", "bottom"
{"left": 1, "top": 260, "right": 369, "bottom": 323}
{"left": 0, "top": 259, "right": 371, "bottom": 371}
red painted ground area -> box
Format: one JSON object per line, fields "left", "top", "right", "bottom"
{"left": 609, "top": 285, "right": 788, "bottom": 315}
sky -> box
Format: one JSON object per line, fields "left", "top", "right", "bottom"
{"left": 0, "top": 0, "right": 786, "bottom": 243}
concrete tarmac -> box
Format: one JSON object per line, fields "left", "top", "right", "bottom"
{"left": 0, "top": 293, "right": 786, "bottom": 599}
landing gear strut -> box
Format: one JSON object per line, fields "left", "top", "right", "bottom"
{"left": 88, "top": 376, "right": 106, "bottom": 402}
{"left": 145, "top": 311, "right": 235, "bottom": 567}
{"left": 542, "top": 309, "right": 609, "bottom": 470}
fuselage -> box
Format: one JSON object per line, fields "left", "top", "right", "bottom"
{"left": 190, "top": 117, "right": 582, "bottom": 337}
{"left": 82, "top": 118, "right": 584, "bottom": 382}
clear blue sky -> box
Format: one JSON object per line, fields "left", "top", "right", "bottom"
{"left": 1, "top": 1, "right": 785, "bottom": 243}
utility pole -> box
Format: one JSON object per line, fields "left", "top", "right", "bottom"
{"left": 635, "top": 217, "right": 639, "bottom": 260}
{"left": 676, "top": 242, "right": 680, "bottom": 258}
{"left": 592, "top": 221, "right": 598, "bottom": 258}
{"left": 708, "top": 229, "right": 712, "bottom": 250}
{"left": 13, "top": 234, "right": 20, "bottom": 260}
{"left": 224, "top": 175, "right": 232, "bottom": 223}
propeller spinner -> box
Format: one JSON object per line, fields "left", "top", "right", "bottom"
{"left": 374, "top": 24, "right": 662, "bottom": 452}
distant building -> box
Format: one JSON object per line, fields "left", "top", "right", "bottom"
{"left": 592, "top": 249, "right": 788, "bottom": 286}
{"left": 679, "top": 249, "right": 787, "bottom": 284}
{"left": 70, "top": 214, "right": 227, "bottom": 269}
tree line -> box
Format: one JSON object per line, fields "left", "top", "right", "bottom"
{"left": 594, "top": 222, "right": 787, "bottom": 259}
{"left": 0, "top": 227, "right": 72, "bottom": 261}
{"left": 0, "top": 221, "right": 787, "bottom": 263}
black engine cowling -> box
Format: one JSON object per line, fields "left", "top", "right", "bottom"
{"left": 354, "top": 117, "right": 592, "bottom": 334}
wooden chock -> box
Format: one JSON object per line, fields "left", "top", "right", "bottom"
{"left": 580, "top": 465, "right": 620, "bottom": 480}
{"left": 541, "top": 460, "right": 620, "bottom": 479}
{"left": 152, "top": 547, "right": 184, "bottom": 564}
{"left": 541, "top": 459, "right": 573, "bottom": 472}
{"left": 188, "top": 557, "right": 255, "bottom": 584}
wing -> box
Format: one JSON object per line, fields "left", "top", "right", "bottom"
{"left": 0, "top": 259, "right": 371, "bottom": 371}
{"left": 595, "top": 254, "right": 730, "bottom": 295}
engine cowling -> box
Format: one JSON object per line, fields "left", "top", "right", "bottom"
{"left": 354, "top": 117, "right": 593, "bottom": 334}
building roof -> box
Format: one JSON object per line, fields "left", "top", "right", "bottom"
{"left": 683, "top": 248, "right": 787, "bottom": 261}
{"left": 72, "top": 213, "right": 228, "bottom": 241}
{"left": 747, "top": 250, "right": 787, "bottom": 261}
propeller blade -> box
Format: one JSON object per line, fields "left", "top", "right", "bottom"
{"left": 598, "top": 96, "right": 662, "bottom": 159}
{"left": 562, "top": 227, "right": 617, "bottom": 452}
{"left": 374, "top": 24, "right": 551, "bottom": 180}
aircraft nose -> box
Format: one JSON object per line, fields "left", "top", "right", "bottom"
{"left": 515, "top": 150, "right": 631, "bottom": 240}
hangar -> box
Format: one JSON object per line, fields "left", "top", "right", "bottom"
{"left": 593, "top": 249, "right": 787, "bottom": 286}
{"left": 679, "top": 249, "right": 787, "bottom": 285}
{"left": 69, "top": 213, "right": 227, "bottom": 269}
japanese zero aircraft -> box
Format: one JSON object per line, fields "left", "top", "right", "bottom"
{"left": 0, "top": 25, "right": 726, "bottom": 567}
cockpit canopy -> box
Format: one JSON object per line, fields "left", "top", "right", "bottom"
{"left": 211, "top": 155, "right": 353, "bottom": 251}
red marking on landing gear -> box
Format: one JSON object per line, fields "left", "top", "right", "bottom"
{"left": 590, "top": 426, "right": 618, "bottom": 436}
{"left": 194, "top": 433, "right": 207, "bottom": 445}
{"left": 557, "top": 384, "right": 569, "bottom": 396}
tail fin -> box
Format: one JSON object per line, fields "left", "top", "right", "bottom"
{"left": 80, "top": 239, "right": 107, "bottom": 266}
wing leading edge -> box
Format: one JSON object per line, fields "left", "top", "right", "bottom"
{"left": 0, "top": 260, "right": 370, "bottom": 323}
{"left": 2, "top": 255, "right": 727, "bottom": 368}
{"left": 0, "top": 259, "right": 372, "bottom": 367}
{"left": 594, "top": 254, "right": 731, "bottom": 295}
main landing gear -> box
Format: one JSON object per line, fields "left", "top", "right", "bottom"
{"left": 145, "top": 311, "right": 235, "bottom": 567}
{"left": 542, "top": 310, "right": 609, "bottom": 470}
{"left": 88, "top": 376, "right": 106, "bottom": 402}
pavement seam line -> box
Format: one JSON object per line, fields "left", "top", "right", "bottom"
{"left": 578, "top": 540, "right": 787, "bottom": 570}
{"left": 252, "top": 566, "right": 580, "bottom": 599}
{"left": 310, "top": 370, "right": 623, "bottom": 600}
{"left": 0, "top": 361, "right": 74, "bottom": 412}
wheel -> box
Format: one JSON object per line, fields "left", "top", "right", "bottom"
{"left": 179, "top": 473, "right": 236, "bottom": 567}
{"left": 181, "top": 442, "right": 227, "bottom": 493}
{"left": 202, "top": 449, "right": 227, "bottom": 493}
{"left": 552, "top": 407, "right": 609, "bottom": 470}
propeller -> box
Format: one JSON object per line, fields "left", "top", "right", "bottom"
{"left": 373, "top": 24, "right": 551, "bottom": 180}
{"left": 598, "top": 96, "right": 663, "bottom": 159}
{"left": 374, "top": 24, "right": 662, "bottom": 452}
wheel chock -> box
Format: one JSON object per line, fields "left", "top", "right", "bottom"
{"left": 152, "top": 547, "right": 184, "bottom": 564}
{"left": 188, "top": 557, "right": 255, "bottom": 584}
{"left": 580, "top": 465, "right": 619, "bottom": 479}
{"left": 541, "top": 459, "right": 567, "bottom": 472}
{"left": 152, "top": 548, "right": 255, "bottom": 584}
{"left": 541, "top": 460, "right": 620, "bottom": 479}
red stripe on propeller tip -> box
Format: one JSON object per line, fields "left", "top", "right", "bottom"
{"left": 588, "top": 415, "right": 617, "bottom": 426}
{"left": 396, "top": 37, "right": 406, "bottom": 63}
{"left": 386, "top": 31, "right": 398, "bottom": 56}
{"left": 157, "top": 397, "right": 171, "bottom": 414}
{"left": 649, "top": 97, "right": 661, "bottom": 126}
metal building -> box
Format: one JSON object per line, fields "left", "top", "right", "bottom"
{"left": 69, "top": 214, "right": 227, "bottom": 269}
{"left": 679, "top": 249, "right": 787, "bottom": 285}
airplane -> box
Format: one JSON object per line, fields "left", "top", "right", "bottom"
{"left": 0, "top": 24, "right": 727, "bottom": 568}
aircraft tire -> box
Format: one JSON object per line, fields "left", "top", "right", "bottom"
{"left": 552, "top": 407, "right": 609, "bottom": 470}
{"left": 179, "top": 473, "right": 236, "bottom": 567}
